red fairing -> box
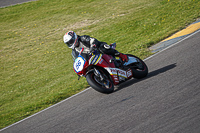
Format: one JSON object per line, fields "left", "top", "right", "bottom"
{"left": 74, "top": 60, "right": 89, "bottom": 75}
{"left": 96, "top": 54, "right": 119, "bottom": 84}
{"left": 81, "top": 60, "right": 89, "bottom": 75}
{"left": 97, "top": 54, "right": 115, "bottom": 68}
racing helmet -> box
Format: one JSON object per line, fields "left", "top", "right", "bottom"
{"left": 63, "top": 31, "right": 78, "bottom": 49}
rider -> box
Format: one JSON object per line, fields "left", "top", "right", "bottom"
{"left": 63, "top": 31, "right": 128, "bottom": 62}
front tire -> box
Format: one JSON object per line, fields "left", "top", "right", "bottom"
{"left": 86, "top": 68, "right": 114, "bottom": 94}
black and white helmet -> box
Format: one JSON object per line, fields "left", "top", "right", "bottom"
{"left": 63, "top": 31, "right": 78, "bottom": 49}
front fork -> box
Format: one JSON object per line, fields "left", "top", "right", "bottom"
{"left": 94, "top": 68, "right": 104, "bottom": 81}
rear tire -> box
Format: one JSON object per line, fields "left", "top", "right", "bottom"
{"left": 86, "top": 68, "right": 114, "bottom": 94}
{"left": 126, "top": 54, "right": 148, "bottom": 79}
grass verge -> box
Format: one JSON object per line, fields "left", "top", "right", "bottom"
{"left": 0, "top": 0, "right": 200, "bottom": 129}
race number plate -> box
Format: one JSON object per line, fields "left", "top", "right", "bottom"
{"left": 126, "top": 69, "right": 133, "bottom": 79}
{"left": 73, "top": 56, "right": 86, "bottom": 73}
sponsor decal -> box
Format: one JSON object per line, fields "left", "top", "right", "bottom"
{"left": 114, "top": 78, "right": 119, "bottom": 81}
{"left": 113, "top": 75, "right": 118, "bottom": 78}
{"left": 110, "top": 68, "right": 117, "bottom": 74}
{"left": 99, "top": 59, "right": 103, "bottom": 64}
{"left": 89, "top": 54, "right": 102, "bottom": 65}
{"left": 126, "top": 69, "right": 133, "bottom": 79}
{"left": 118, "top": 70, "right": 126, "bottom": 78}
{"left": 105, "top": 67, "right": 127, "bottom": 78}
{"left": 119, "top": 76, "right": 125, "bottom": 81}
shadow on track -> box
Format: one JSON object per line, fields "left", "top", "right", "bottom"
{"left": 114, "top": 63, "right": 177, "bottom": 92}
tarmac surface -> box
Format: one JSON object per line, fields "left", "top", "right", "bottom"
{"left": 0, "top": 0, "right": 36, "bottom": 8}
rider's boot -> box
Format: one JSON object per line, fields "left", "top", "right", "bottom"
{"left": 117, "top": 53, "right": 128, "bottom": 62}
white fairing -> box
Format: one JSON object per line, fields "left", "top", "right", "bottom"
{"left": 73, "top": 56, "right": 85, "bottom": 73}
{"left": 105, "top": 68, "right": 127, "bottom": 78}
{"left": 123, "top": 56, "right": 138, "bottom": 66}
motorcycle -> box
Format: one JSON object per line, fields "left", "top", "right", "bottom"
{"left": 72, "top": 43, "right": 148, "bottom": 94}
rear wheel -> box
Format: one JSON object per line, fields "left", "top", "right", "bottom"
{"left": 86, "top": 68, "right": 114, "bottom": 94}
{"left": 126, "top": 54, "right": 148, "bottom": 79}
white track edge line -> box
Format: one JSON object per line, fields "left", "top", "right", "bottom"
{"left": 0, "top": 0, "right": 37, "bottom": 8}
{"left": 1, "top": 29, "right": 200, "bottom": 132}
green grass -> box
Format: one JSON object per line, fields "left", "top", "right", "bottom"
{"left": 0, "top": 0, "right": 199, "bottom": 129}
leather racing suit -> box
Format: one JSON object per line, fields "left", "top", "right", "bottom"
{"left": 72, "top": 35, "right": 121, "bottom": 58}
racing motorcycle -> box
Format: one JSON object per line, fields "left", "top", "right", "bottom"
{"left": 72, "top": 43, "right": 148, "bottom": 94}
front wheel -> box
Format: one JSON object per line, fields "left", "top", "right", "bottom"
{"left": 86, "top": 68, "right": 114, "bottom": 94}
{"left": 126, "top": 54, "right": 148, "bottom": 79}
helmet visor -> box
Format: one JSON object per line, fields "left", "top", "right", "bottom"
{"left": 66, "top": 36, "right": 75, "bottom": 48}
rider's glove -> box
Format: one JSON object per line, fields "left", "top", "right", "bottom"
{"left": 118, "top": 53, "right": 129, "bottom": 62}
{"left": 90, "top": 44, "right": 97, "bottom": 53}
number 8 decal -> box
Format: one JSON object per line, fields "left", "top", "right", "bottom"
{"left": 73, "top": 56, "right": 85, "bottom": 73}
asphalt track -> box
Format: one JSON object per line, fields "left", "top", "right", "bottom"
{"left": 1, "top": 29, "right": 200, "bottom": 133}
{"left": 0, "top": 0, "right": 36, "bottom": 8}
